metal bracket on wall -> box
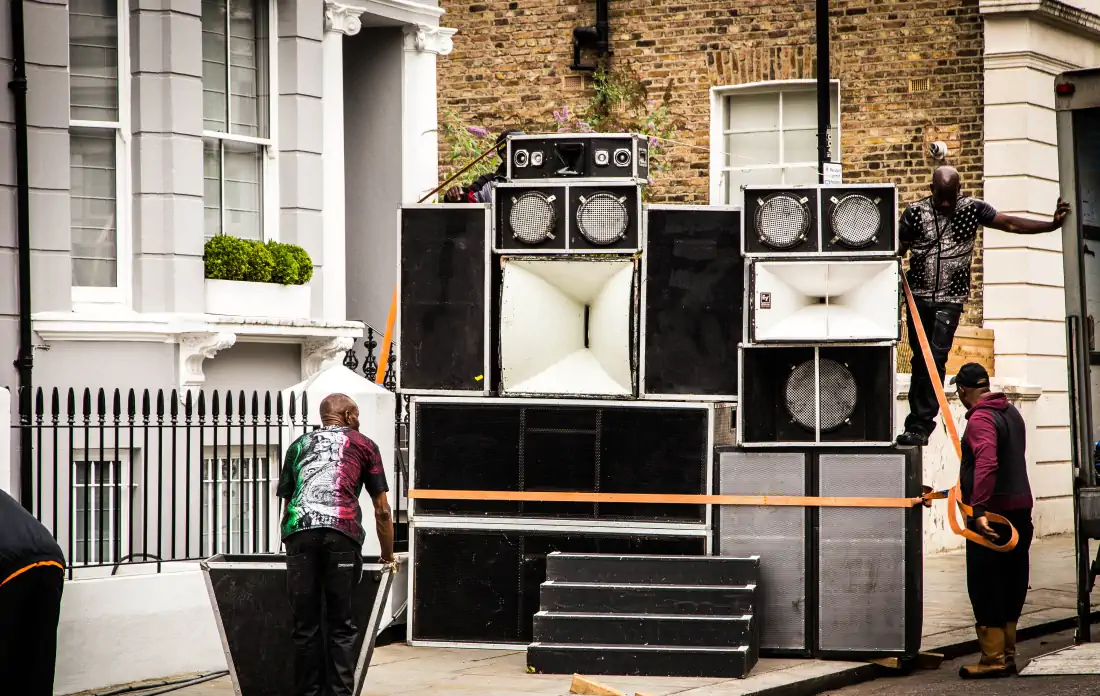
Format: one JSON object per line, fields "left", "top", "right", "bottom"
{"left": 570, "top": 0, "right": 610, "bottom": 71}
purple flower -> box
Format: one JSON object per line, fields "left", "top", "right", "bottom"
{"left": 647, "top": 177, "right": 654, "bottom": 186}
{"left": 553, "top": 107, "right": 571, "bottom": 124}
{"left": 648, "top": 136, "right": 658, "bottom": 148}
{"left": 577, "top": 120, "right": 594, "bottom": 133}
{"left": 466, "top": 126, "right": 490, "bottom": 137}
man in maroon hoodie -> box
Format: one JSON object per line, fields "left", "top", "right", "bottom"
{"left": 953, "top": 362, "right": 1034, "bottom": 679}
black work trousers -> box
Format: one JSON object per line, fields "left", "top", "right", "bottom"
{"left": 905, "top": 300, "right": 963, "bottom": 436}
{"left": 0, "top": 565, "right": 64, "bottom": 696}
{"left": 966, "top": 508, "right": 1034, "bottom": 627}
{"left": 286, "top": 529, "right": 363, "bottom": 696}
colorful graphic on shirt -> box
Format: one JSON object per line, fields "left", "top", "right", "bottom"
{"left": 276, "top": 426, "right": 387, "bottom": 545}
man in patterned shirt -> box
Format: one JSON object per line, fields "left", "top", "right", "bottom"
{"left": 896, "top": 166, "right": 1070, "bottom": 447}
{"left": 277, "top": 393, "right": 394, "bottom": 696}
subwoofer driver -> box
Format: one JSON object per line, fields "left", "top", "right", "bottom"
{"left": 509, "top": 192, "right": 557, "bottom": 244}
{"left": 755, "top": 193, "right": 812, "bottom": 250}
{"left": 784, "top": 358, "right": 857, "bottom": 432}
{"left": 576, "top": 192, "right": 630, "bottom": 245}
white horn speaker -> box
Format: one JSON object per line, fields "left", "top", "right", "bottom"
{"left": 499, "top": 257, "right": 636, "bottom": 397}
{"left": 749, "top": 259, "right": 900, "bottom": 343}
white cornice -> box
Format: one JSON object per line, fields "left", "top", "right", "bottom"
{"left": 325, "top": 1, "right": 365, "bottom": 36}
{"left": 32, "top": 311, "right": 365, "bottom": 344}
{"left": 980, "top": 0, "right": 1100, "bottom": 38}
{"left": 984, "top": 50, "right": 1080, "bottom": 74}
{"left": 363, "top": 0, "right": 445, "bottom": 20}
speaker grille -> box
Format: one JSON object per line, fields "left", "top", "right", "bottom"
{"left": 754, "top": 193, "right": 812, "bottom": 249}
{"left": 717, "top": 451, "right": 806, "bottom": 651}
{"left": 829, "top": 194, "right": 881, "bottom": 248}
{"left": 576, "top": 192, "right": 629, "bottom": 245}
{"left": 784, "top": 360, "right": 817, "bottom": 431}
{"left": 818, "top": 453, "right": 907, "bottom": 652}
{"left": 509, "top": 191, "right": 557, "bottom": 243}
{"left": 818, "top": 359, "right": 858, "bottom": 431}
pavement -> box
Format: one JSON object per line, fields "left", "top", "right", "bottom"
{"left": 72, "top": 533, "right": 1099, "bottom": 696}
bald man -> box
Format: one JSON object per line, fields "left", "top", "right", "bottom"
{"left": 896, "top": 166, "right": 1070, "bottom": 446}
{"left": 276, "top": 393, "right": 394, "bottom": 696}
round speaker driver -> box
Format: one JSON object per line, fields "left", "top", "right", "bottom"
{"left": 831, "top": 194, "right": 881, "bottom": 248}
{"left": 509, "top": 192, "right": 556, "bottom": 244}
{"left": 576, "top": 192, "right": 629, "bottom": 245}
{"left": 784, "top": 358, "right": 858, "bottom": 432}
{"left": 755, "top": 193, "right": 811, "bottom": 250}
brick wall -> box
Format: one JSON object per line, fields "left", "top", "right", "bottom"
{"left": 438, "top": 0, "right": 988, "bottom": 324}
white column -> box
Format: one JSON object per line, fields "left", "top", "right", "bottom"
{"left": 321, "top": 2, "right": 364, "bottom": 322}
{"left": 401, "top": 24, "right": 456, "bottom": 203}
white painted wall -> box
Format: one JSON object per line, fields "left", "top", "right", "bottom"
{"left": 55, "top": 567, "right": 226, "bottom": 695}
{"left": 0, "top": 387, "right": 10, "bottom": 493}
{"left": 980, "top": 0, "right": 1100, "bottom": 539}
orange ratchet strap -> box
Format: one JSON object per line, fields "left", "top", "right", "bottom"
{"left": 903, "top": 277, "right": 1018, "bottom": 552}
{"left": 407, "top": 280, "right": 1017, "bottom": 552}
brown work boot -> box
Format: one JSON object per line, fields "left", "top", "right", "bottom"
{"left": 1004, "top": 621, "right": 1018, "bottom": 673}
{"left": 959, "top": 626, "right": 1013, "bottom": 679}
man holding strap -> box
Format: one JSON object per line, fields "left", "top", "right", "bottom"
{"left": 896, "top": 165, "right": 1070, "bottom": 447}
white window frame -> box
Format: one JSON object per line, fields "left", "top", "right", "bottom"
{"left": 202, "top": 0, "right": 279, "bottom": 243}
{"left": 200, "top": 454, "right": 275, "bottom": 556}
{"left": 69, "top": 0, "right": 132, "bottom": 309}
{"left": 708, "top": 79, "right": 841, "bottom": 205}
{"left": 71, "top": 459, "right": 133, "bottom": 566}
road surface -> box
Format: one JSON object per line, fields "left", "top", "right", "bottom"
{"left": 824, "top": 628, "right": 1100, "bottom": 696}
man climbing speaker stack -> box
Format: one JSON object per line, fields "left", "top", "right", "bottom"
{"left": 895, "top": 165, "right": 1070, "bottom": 447}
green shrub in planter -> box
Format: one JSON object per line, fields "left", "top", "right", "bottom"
{"left": 204, "top": 235, "right": 314, "bottom": 286}
{"left": 266, "top": 241, "right": 302, "bottom": 285}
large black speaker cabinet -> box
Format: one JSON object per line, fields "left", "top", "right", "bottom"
{"left": 742, "top": 184, "right": 898, "bottom": 257}
{"left": 713, "top": 446, "right": 922, "bottom": 659}
{"left": 642, "top": 205, "right": 743, "bottom": 399}
{"left": 505, "top": 133, "right": 649, "bottom": 182}
{"left": 498, "top": 256, "right": 638, "bottom": 397}
{"left": 202, "top": 554, "right": 393, "bottom": 696}
{"left": 398, "top": 205, "right": 489, "bottom": 394}
{"left": 738, "top": 344, "right": 894, "bottom": 446}
{"left": 495, "top": 182, "right": 641, "bottom": 253}
{"left": 411, "top": 398, "right": 731, "bottom": 524}
{"left": 409, "top": 525, "right": 705, "bottom": 646}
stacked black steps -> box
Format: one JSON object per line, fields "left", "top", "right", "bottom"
{"left": 527, "top": 553, "right": 761, "bottom": 679}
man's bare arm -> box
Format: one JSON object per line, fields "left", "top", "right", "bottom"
{"left": 986, "top": 198, "right": 1070, "bottom": 235}
{"left": 371, "top": 490, "right": 395, "bottom": 563}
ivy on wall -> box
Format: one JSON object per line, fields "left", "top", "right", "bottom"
{"left": 436, "top": 59, "right": 683, "bottom": 200}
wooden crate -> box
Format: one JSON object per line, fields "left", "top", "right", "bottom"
{"left": 896, "top": 325, "right": 995, "bottom": 376}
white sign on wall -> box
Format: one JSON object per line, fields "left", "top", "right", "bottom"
{"left": 823, "top": 162, "right": 843, "bottom": 185}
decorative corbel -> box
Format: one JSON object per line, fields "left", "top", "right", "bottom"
{"left": 302, "top": 336, "right": 356, "bottom": 379}
{"left": 402, "top": 24, "right": 456, "bottom": 56}
{"left": 178, "top": 332, "right": 236, "bottom": 397}
{"left": 324, "top": 1, "right": 365, "bottom": 36}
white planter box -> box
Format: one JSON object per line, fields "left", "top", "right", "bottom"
{"left": 205, "top": 279, "right": 312, "bottom": 319}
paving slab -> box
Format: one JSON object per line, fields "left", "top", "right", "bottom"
{"left": 71, "top": 533, "right": 1098, "bottom": 696}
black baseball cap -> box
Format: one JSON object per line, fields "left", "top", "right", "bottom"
{"left": 951, "top": 362, "right": 990, "bottom": 389}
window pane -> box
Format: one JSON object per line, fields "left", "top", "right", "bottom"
{"left": 726, "top": 167, "right": 783, "bottom": 206}
{"left": 783, "top": 166, "right": 820, "bottom": 187}
{"left": 782, "top": 129, "right": 819, "bottom": 164}
{"left": 223, "top": 141, "right": 262, "bottom": 240}
{"left": 726, "top": 92, "right": 779, "bottom": 132}
{"left": 69, "top": 0, "right": 118, "bottom": 121}
{"left": 204, "top": 138, "right": 222, "bottom": 238}
{"left": 70, "top": 130, "right": 117, "bottom": 288}
{"left": 780, "top": 89, "right": 841, "bottom": 130}
{"left": 229, "top": 0, "right": 268, "bottom": 138}
{"left": 202, "top": 0, "right": 228, "bottom": 132}
{"left": 727, "top": 131, "right": 780, "bottom": 167}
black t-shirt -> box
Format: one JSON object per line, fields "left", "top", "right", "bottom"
{"left": 899, "top": 196, "right": 997, "bottom": 306}
{"left": 0, "top": 488, "right": 65, "bottom": 583}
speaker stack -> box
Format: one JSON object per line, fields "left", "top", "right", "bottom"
{"left": 396, "top": 138, "right": 921, "bottom": 662}
{"left": 397, "top": 133, "right": 739, "bottom": 648}
{"left": 718, "top": 182, "right": 922, "bottom": 659}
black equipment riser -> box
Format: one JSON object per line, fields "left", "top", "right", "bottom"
{"left": 532, "top": 611, "right": 752, "bottom": 647}
{"left": 539, "top": 581, "right": 758, "bottom": 616}
{"left": 545, "top": 553, "right": 760, "bottom": 586}
{"left": 527, "top": 643, "right": 754, "bottom": 679}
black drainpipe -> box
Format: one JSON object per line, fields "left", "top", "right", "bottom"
{"left": 9, "top": 0, "right": 33, "bottom": 511}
